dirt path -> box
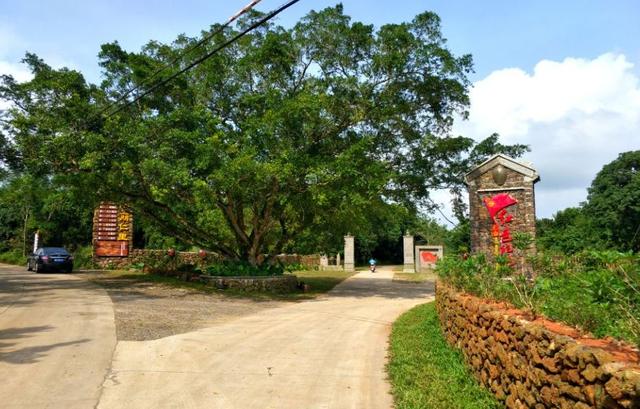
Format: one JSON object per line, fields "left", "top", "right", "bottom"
{"left": 76, "top": 271, "right": 284, "bottom": 341}
{"left": 97, "top": 267, "right": 434, "bottom": 409}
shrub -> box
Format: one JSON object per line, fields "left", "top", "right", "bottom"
{"left": 436, "top": 250, "right": 640, "bottom": 347}
{"left": 72, "top": 245, "right": 96, "bottom": 269}
{"left": 0, "top": 248, "right": 28, "bottom": 265}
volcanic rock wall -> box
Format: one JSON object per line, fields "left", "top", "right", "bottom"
{"left": 436, "top": 284, "right": 640, "bottom": 408}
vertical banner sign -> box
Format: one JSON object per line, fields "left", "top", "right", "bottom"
{"left": 94, "top": 203, "right": 133, "bottom": 257}
{"left": 33, "top": 230, "right": 39, "bottom": 254}
{"left": 483, "top": 193, "right": 517, "bottom": 263}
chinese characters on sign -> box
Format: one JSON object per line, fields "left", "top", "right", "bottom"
{"left": 483, "top": 193, "right": 518, "bottom": 263}
{"left": 94, "top": 202, "right": 132, "bottom": 257}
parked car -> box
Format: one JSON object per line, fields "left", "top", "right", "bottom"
{"left": 27, "top": 247, "right": 74, "bottom": 273}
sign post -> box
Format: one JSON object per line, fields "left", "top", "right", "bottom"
{"left": 33, "top": 230, "right": 39, "bottom": 254}
{"left": 93, "top": 203, "right": 133, "bottom": 257}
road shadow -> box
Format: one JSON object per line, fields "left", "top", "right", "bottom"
{"left": 1, "top": 337, "right": 90, "bottom": 364}
{"left": 0, "top": 268, "right": 156, "bottom": 308}
{"left": 0, "top": 325, "right": 90, "bottom": 364}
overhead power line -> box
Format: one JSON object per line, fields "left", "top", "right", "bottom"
{"left": 105, "top": 0, "right": 301, "bottom": 118}
{"left": 101, "top": 0, "right": 262, "bottom": 117}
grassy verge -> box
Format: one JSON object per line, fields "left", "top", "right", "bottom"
{"left": 79, "top": 268, "right": 356, "bottom": 301}
{"left": 388, "top": 302, "right": 501, "bottom": 409}
{"left": 0, "top": 249, "right": 28, "bottom": 266}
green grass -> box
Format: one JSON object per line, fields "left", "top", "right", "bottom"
{"left": 388, "top": 302, "right": 502, "bottom": 409}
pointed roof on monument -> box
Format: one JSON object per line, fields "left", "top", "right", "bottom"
{"left": 464, "top": 154, "right": 540, "bottom": 185}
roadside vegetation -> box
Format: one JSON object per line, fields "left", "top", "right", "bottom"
{"left": 388, "top": 302, "right": 501, "bottom": 409}
{"left": 437, "top": 250, "right": 640, "bottom": 348}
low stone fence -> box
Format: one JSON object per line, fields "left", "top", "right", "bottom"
{"left": 94, "top": 250, "right": 319, "bottom": 270}
{"left": 436, "top": 284, "right": 640, "bottom": 409}
{"left": 199, "top": 274, "right": 298, "bottom": 293}
{"left": 93, "top": 249, "right": 221, "bottom": 269}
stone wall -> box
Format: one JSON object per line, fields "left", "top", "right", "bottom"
{"left": 94, "top": 250, "right": 319, "bottom": 270}
{"left": 199, "top": 274, "right": 298, "bottom": 293}
{"left": 93, "top": 249, "right": 222, "bottom": 269}
{"left": 436, "top": 284, "right": 640, "bottom": 409}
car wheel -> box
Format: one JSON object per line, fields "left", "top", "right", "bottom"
{"left": 27, "top": 261, "right": 32, "bottom": 271}
{"left": 65, "top": 267, "right": 73, "bottom": 274}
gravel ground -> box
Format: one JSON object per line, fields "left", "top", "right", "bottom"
{"left": 75, "top": 271, "right": 284, "bottom": 341}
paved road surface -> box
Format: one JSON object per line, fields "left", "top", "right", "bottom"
{"left": 0, "top": 263, "right": 116, "bottom": 409}
{"left": 1, "top": 263, "right": 433, "bottom": 409}
{"left": 97, "top": 268, "right": 434, "bottom": 409}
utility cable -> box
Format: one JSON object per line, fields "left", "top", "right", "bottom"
{"left": 100, "top": 0, "right": 262, "bottom": 117}
{"left": 105, "top": 0, "right": 301, "bottom": 118}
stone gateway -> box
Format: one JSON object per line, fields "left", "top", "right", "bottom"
{"left": 465, "top": 154, "right": 539, "bottom": 272}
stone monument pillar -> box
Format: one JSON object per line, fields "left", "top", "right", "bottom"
{"left": 319, "top": 254, "right": 329, "bottom": 270}
{"left": 344, "top": 235, "right": 355, "bottom": 272}
{"left": 465, "top": 154, "right": 539, "bottom": 272}
{"left": 403, "top": 234, "right": 415, "bottom": 273}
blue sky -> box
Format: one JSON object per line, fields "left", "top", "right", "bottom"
{"left": 1, "top": 1, "right": 639, "bottom": 222}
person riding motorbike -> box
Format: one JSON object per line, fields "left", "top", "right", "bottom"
{"left": 369, "top": 258, "right": 376, "bottom": 272}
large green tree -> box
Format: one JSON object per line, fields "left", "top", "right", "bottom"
{"left": 584, "top": 150, "right": 640, "bottom": 252}
{"left": 1, "top": 6, "right": 526, "bottom": 264}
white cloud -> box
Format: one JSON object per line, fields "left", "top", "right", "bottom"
{"left": 0, "top": 60, "right": 32, "bottom": 82}
{"left": 434, "top": 53, "right": 640, "bottom": 223}
{"left": 0, "top": 60, "right": 33, "bottom": 111}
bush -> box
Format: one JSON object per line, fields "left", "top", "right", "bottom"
{"left": 0, "top": 248, "right": 28, "bottom": 266}
{"left": 436, "top": 250, "right": 640, "bottom": 347}
{"left": 72, "top": 245, "right": 95, "bottom": 269}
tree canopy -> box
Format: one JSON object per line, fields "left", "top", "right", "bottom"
{"left": 1, "top": 6, "right": 527, "bottom": 263}
{"left": 537, "top": 150, "right": 640, "bottom": 254}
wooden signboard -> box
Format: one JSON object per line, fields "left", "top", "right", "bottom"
{"left": 95, "top": 240, "right": 129, "bottom": 257}
{"left": 93, "top": 202, "right": 133, "bottom": 257}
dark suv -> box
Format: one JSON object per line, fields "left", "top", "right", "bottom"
{"left": 27, "top": 247, "right": 74, "bottom": 273}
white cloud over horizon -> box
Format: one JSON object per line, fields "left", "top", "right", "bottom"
{"left": 433, "top": 52, "right": 640, "bottom": 225}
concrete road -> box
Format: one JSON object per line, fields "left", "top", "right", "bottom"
{"left": 97, "top": 268, "right": 434, "bottom": 409}
{"left": 0, "top": 263, "right": 116, "bottom": 409}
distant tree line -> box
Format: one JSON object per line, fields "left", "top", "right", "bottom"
{"left": 537, "top": 150, "right": 640, "bottom": 254}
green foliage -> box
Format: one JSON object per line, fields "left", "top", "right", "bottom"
{"left": 436, "top": 254, "right": 513, "bottom": 300}
{"left": 0, "top": 248, "right": 28, "bottom": 265}
{"left": 203, "top": 260, "right": 285, "bottom": 277}
{"left": 0, "top": 7, "right": 526, "bottom": 265}
{"left": 537, "top": 207, "right": 605, "bottom": 254}
{"left": 584, "top": 151, "right": 640, "bottom": 252}
{"left": 537, "top": 150, "right": 640, "bottom": 254}
{"left": 388, "top": 302, "right": 502, "bottom": 409}
{"left": 71, "top": 245, "right": 96, "bottom": 269}
{"left": 444, "top": 219, "right": 470, "bottom": 255}
{"left": 436, "top": 250, "right": 640, "bottom": 347}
